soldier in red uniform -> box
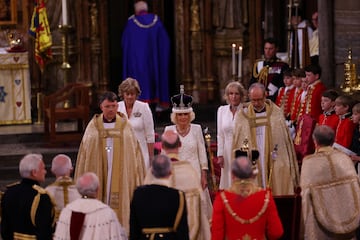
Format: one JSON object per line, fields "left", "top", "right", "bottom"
{"left": 251, "top": 38, "right": 289, "bottom": 101}
{"left": 334, "top": 95, "right": 356, "bottom": 148}
{"left": 318, "top": 89, "right": 339, "bottom": 132}
{"left": 211, "top": 151, "right": 283, "bottom": 240}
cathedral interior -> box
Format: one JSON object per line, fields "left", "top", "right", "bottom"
{"left": 0, "top": 0, "right": 359, "bottom": 120}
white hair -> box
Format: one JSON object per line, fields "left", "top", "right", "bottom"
{"left": 76, "top": 172, "right": 99, "bottom": 198}
{"left": 19, "top": 153, "right": 43, "bottom": 178}
{"left": 51, "top": 154, "right": 73, "bottom": 176}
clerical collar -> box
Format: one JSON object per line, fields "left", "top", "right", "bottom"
{"left": 323, "top": 109, "right": 335, "bottom": 116}
{"left": 103, "top": 116, "right": 116, "bottom": 123}
{"left": 339, "top": 112, "right": 352, "bottom": 120}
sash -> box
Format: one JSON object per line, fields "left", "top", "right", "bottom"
{"left": 247, "top": 104, "right": 273, "bottom": 189}
{"left": 94, "top": 114, "right": 125, "bottom": 218}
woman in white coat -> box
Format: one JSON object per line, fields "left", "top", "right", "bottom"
{"left": 217, "top": 81, "right": 246, "bottom": 189}
{"left": 118, "top": 78, "right": 155, "bottom": 169}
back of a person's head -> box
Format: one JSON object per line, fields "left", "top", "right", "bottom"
{"left": 151, "top": 154, "right": 171, "bottom": 178}
{"left": 312, "top": 125, "right": 335, "bottom": 147}
{"left": 76, "top": 172, "right": 99, "bottom": 198}
{"left": 19, "top": 153, "right": 43, "bottom": 178}
{"left": 231, "top": 156, "right": 254, "bottom": 179}
{"left": 304, "top": 64, "right": 322, "bottom": 78}
{"left": 161, "top": 130, "right": 181, "bottom": 150}
{"left": 51, "top": 154, "right": 73, "bottom": 177}
{"left": 134, "top": 1, "right": 148, "bottom": 14}
{"left": 322, "top": 89, "right": 339, "bottom": 102}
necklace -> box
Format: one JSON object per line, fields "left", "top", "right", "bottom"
{"left": 176, "top": 125, "right": 190, "bottom": 137}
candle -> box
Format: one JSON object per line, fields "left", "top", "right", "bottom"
{"left": 238, "top": 46, "right": 243, "bottom": 78}
{"left": 232, "top": 44, "right": 236, "bottom": 75}
{"left": 62, "top": 0, "right": 68, "bottom": 25}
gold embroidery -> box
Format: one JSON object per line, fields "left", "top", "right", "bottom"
{"left": 220, "top": 190, "right": 270, "bottom": 224}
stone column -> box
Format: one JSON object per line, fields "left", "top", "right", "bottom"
{"left": 318, "top": 0, "right": 334, "bottom": 88}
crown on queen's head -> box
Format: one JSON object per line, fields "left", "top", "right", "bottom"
{"left": 171, "top": 85, "right": 193, "bottom": 114}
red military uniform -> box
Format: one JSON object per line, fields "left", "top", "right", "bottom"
{"left": 335, "top": 113, "right": 356, "bottom": 148}
{"left": 211, "top": 187, "right": 283, "bottom": 240}
{"left": 276, "top": 86, "right": 295, "bottom": 118}
{"left": 318, "top": 110, "right": 339, "bottom": 133}
{"left": 290, "top": 87, "right": 303, "bottom": 123}
{"left": 298, "top": 80, "right": 326, "bottom": 122}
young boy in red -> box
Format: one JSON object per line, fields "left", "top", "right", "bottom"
{"left": 318, "top": 89, "right": 339, "bottom": 132}
{"left": 334, "top": 95, "right": 356, "bottom": 148}
{"left": 276, "top": 68, "right": 295, "bottom": 118}
{"left": 289, "top": 68, "right": 305, "bottom": 124}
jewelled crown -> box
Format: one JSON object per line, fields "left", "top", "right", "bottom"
{"left": 171, "top": 85, "right": 193, "bottom": 113}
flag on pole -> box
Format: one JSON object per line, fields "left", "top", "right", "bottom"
{"left": 29, "top": 0, "right": 52, "bottom": 72}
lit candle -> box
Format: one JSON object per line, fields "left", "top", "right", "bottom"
{"left": 62, "top": 0, "right": 68, "bottom": 25}
{"left": 232, "top": 44, "right": 236, "bottom": 75}
{"left": 238, "top": 46, "right": 243, "bottom": 78}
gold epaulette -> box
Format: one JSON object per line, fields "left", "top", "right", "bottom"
{"left": 32, "top": 184, "right": 47, "bottom": 194}
{"left": 31, "top": 185, "right": 55, "bottom": 227}
{"left": 6, "top": 181, "right": 20, "bottom": 188}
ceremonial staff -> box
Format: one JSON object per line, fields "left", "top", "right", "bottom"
{"left": 267, "top": 144, "right": 278, "bottom": 189}
{"left": 204, "top": 127, "right": 218, "bottom": 191}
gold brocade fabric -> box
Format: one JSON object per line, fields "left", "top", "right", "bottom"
{"left": 74, "top": 113, "right": 145, "bottom": 233}
{"left": 300, "top": 147, "right": 360, "bottom": 239}
{"left": 232, "top": 100, "right": 299, "bottom": 195}
{"left": 144, "top": 157, "right": 211, "bottom": 240}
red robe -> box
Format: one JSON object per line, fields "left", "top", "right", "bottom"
{"left": 318, "top": 110, "right": 339, "bottom": 133}
{"left": 335, "top": 113, "right": 356, "bottom": 148}
{"left": 276, "top": 86, "right": 295, "bottom": 118}
{"left": 298, "top": 80, "right": 326, "bottom": 122}
{"left": 290, "top": 88, "right": 303, "bottom": 122}
{"left": 211, "top": 189, "right": 283, "bottom": 240}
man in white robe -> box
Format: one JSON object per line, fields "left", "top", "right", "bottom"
{"left": 54, "top": 172, "right": 127, "bottom": 240}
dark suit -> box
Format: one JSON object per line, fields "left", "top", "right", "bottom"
{"left": 130, "top": 184, "right": 189, "bottom": 240}
{"left": 1, "top": 178, "right": 55, "bottom": 240}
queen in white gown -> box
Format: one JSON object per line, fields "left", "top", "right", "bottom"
{"left": 164, "top": 85, "right": 213, "bottom": 219}
{"left": 217, "top": 81, "right": 246, "bottom": 189}
{"left": 118, "top": 78, "right": 155, "bottom": 169}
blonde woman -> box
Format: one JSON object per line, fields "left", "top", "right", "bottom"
{"left": 217, "top": 81, "right": 246, "bottom": 189}
{"left": 118, "top": 78, "right": 155, "bottom": 169}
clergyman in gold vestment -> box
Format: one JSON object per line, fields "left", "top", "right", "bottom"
{"left": 75, "top": 92, "right": 145, "bottom": 233}
{"left": 300, "top": 125, "right": 360, "bottom": 239}
{"left": 232, "top": 83, "right": 299, "bottom": 195}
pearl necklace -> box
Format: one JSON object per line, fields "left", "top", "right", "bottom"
{"left": 176, "top": 125, "right": 190, "bottom": 137}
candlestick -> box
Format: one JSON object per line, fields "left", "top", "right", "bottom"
{"left": 232, "top": 44, "right": 236, "bottom": 75}
{"left": 62, "top": 0, "right": 68, "bottom": 25}
{"left": 238, "top": 46, "right": 243, "bottom": 78}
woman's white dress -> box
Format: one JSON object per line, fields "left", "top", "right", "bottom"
{"left": 165, "top": 123, "right": 213, "bottom": 218}
{"left": 118, "top": 100, "right": 155, "bottom": 169}
{"left": 217, "top": 104, "right": 240, "bottom": 189}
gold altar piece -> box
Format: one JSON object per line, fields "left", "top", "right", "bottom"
{"left": 341, "top": 48, "right": 359, "bottom": 93}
